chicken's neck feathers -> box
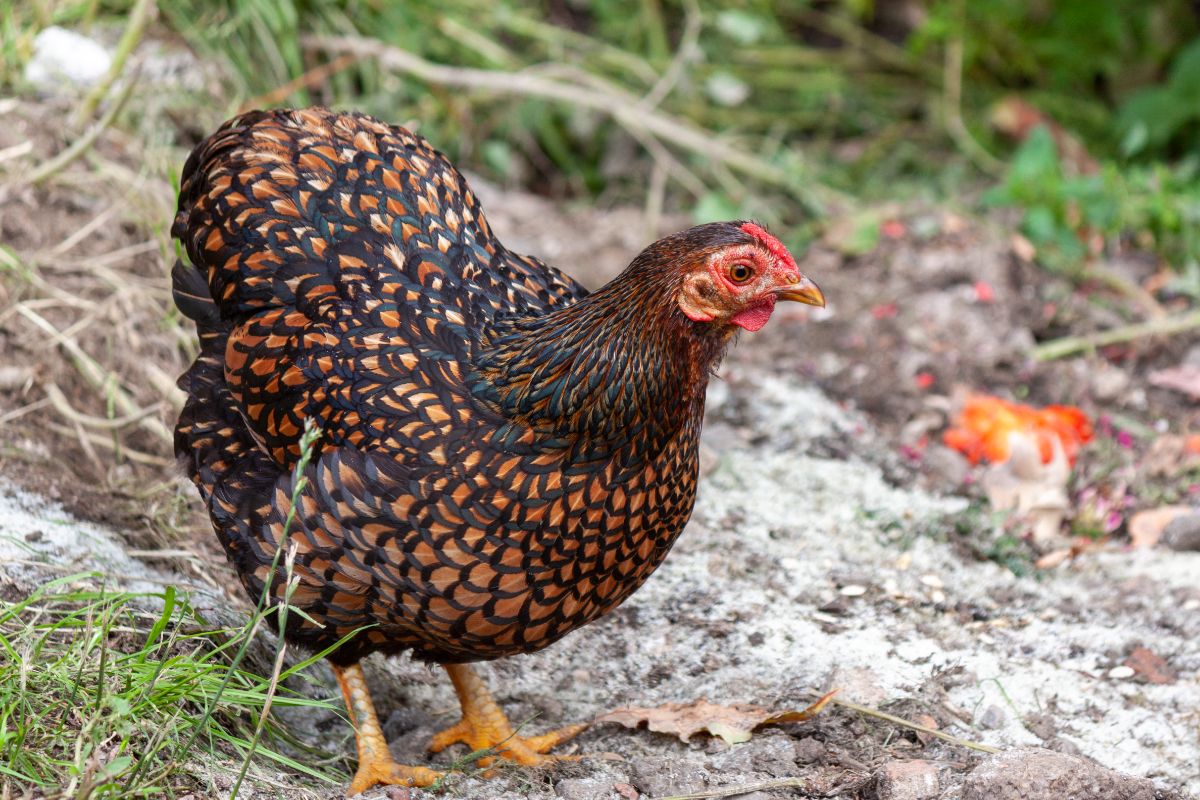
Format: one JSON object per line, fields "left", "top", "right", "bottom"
{"left": 472, "top": 262, "right": 730, "bottom": 469}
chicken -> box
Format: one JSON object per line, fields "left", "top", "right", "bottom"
{"left": 171, "top": 107, "right": 824, "bottom": 794}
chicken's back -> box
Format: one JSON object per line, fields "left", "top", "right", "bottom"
{"left": 173, "top": 108, "right": 585, "bottom": 467}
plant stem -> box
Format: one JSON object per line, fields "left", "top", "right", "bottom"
{"left": 1034, "top": 308, "right": 1200, "bottom": 361}
{"left": 73, "top": 0, "right": 155, "bottom": 126}
{"left": 302, "top": 34, "right": 850, "bottom": 214}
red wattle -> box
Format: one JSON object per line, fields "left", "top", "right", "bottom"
{"left": 730, "top": 296, "right": 776, "bottom": 331}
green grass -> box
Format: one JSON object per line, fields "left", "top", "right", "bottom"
{"left": 5, "top": 0, "right": 1200, "bottom": 274}
{"left": 0, "top": 574, "right": 345, "bottom": 798}
{"left": 0, "top": 422, "right": 346, "bottom": 799}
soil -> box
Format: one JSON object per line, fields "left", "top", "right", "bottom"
{"left": 1, "top": 63, "right": 1199, "bottom": 800}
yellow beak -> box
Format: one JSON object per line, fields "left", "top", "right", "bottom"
{"left": 775, "top": 275, "right": 826, "bottom": 308}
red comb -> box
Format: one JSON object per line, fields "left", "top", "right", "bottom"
{"left": 739, "top": 222, "right": 798, "bottom": 272}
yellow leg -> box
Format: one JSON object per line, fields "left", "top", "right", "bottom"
{"left": 332, "top": 662, "right": 443, "bottom": 795}
{"left": 428, "top": 663, "right": 588, "bottom": 768}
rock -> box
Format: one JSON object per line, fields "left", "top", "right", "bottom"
{"left": 631, "top": 756, "right": 709, "bottom": 798}
{"left": 793, "top": 736, "right": 826, "bottom": 764}
{"left": 751, "top": 735, "right": 804, "bottom": 776}
{"left": 555, "top": 777, "right": 620, "bottom": 800}
{"left": 23, "top": 26, "right": 112, "bottom": 91}
{"left": 963, "top": 748, "right": 1164, "bottom": 800}
{"left": 1162, "top": 513, "right": 1200, "bottom": 552}
{"left": 922, "top": 444, "right": 970, "bottom": 487}
{"left": 1090, "top": 363, "right": 1131, "bottom": 401}
{"left": 872, "top": 760, "right": 939, "bottom": 800}
{"left": 978, "top": 704, "right": 1006, "bottom": 729}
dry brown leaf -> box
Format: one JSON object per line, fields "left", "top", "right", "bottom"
{"left": 912, "top": 714, "right": 940, "bottom": 746}
{"left": 1142, "top": 435, "right": 1200, "bottom": 478}
{"left": 1128, "top": 506, "right": 1192, "bottom": 549}
{"left": 1124, "top": 646, "right": 1177, "bottom": 685}
{"left": 1149, "top": 365, "right": 1200, "bottom": 399}
{"left": 1034, "top": 548, "right": 1073, "bottom": 570}
{"left": 982, "top": 434, "right": 1071, "bottom": 549}
{"left": 613, "top": 783, "right": 639, "bottom": 800}
{"left": 595, "top": 692, "right": 838, "bottom": 746}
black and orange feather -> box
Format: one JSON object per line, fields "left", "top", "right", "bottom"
{"left": 172, "top": 107, "right": 820, "bottom": 791}
{"left": 172, "top": 107, "right": 756, "bottom": 664}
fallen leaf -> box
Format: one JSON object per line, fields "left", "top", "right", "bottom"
{"left": 1123, "top": 646, "right": 1177, "bottom": 685}
{"left": 944, "top": 395, "right": 1092, "bottom": 466}
{"left": 596, "top": 692, "right": 838, "bottom": 746}
{"left": 913, "top": 714, "right": 940, "bottom": 746}
{"left": 1128, "top": 506, "right": 1192, "bottom": 549}
{"left": 989, "top": 95, "right": 1098, "bottom": 175}
{"left": 1150, "top": 365, "right": 1200, "bottom": 399}
{"left": 1034, "top": 547, "right": 1073, "bottom": 569}
{"left": 981, "top": 434, "right": 1072, "bottom": 548}
{"left": 1011, "top": 233, "right": 1036, "bottom": 262}
{"left": 1142, "top": 435, "right": 1200, "bottom": 477}
{"left": 613, "top": 783, "right": 640, "bottom": 800}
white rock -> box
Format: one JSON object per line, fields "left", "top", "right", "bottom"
{"left": 24, "top": 26, "right": 112, "bottom": 91}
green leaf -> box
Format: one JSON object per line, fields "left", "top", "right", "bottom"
{"left": 715, "top": 10, "right": 766, "bottom": 45}
{"left": 692, "top": 192, "right": 741, "bottom": 224}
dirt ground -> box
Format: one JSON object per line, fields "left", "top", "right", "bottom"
{"left": 2, "top": 83, "right": 1199, "bottom": 799}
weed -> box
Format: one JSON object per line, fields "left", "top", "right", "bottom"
{"left": 0, "top": 574, "right": 343, "bottom": 798}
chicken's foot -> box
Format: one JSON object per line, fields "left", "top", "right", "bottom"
{"left": 333, "top": 662, "right": 443, "bottom": 795}
{"left": 429, "top": 662, "right": 588, "bottom": 768}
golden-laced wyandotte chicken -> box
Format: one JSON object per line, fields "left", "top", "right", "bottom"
{"left": 172, "top": 107, "right": 824, "bottom": 795}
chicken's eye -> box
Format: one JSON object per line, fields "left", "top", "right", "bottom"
{"left": 728, "top": 263, "right": 754, "bottom": 284}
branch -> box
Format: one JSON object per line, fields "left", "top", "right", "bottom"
{"left": 301, "top": 35, "right": 848, "bottom": 213}
{"left": 1033, "top": 308, "right": 1200, "bottom": 361}
{"left": 74, "top": 0, "right": 155, "bottom": 126}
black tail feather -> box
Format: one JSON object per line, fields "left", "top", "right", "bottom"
{"left": 172, "top": 260, "right": 220, "bottom": 327}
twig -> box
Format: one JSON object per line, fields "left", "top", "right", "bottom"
{"left": 45, "top": 422, "right": 168, "bottom": 466}
{"left": 44, "top": 383, "right": 164, "bottom": 431}
{"left": 73, "top": 0, "right": 155, "bottom": 125}
{"left": 13, "top": 71, "right": 138, "bottom": 192}
{"left": 942, "top": 9, "right": 1003, "bottom": 178}
{"left": 0, "top": 397, "right": 52, "bottom": 428}
{"left": 301, "top": 34, "right": 848, "bottom": 213}
{"left": 1083, "top": 261, "right": 1165, "bottom": 319}
{"left": 14, "top": 305, "right": 172, "bottom": 444}
{"left": 1033, "top": 308, "right": 1200, "bottom": 361}
{"left": 239, "top": 52, "right": 361, "bottom": 113}
{"left": 638, "top": 0, "right": 701, "bottom": 110}
{"left": 658, "top": 776, "right": 862, "bottom": 800}
{"left": 819, "top": 693, "right": 1001, "bottom": 755}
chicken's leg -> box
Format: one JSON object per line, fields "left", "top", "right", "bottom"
{"left": 428, "top": 663, "right": 588, "bottom": 767}
{"left": 333, "top": 662, "right": 442, "bottom": 795}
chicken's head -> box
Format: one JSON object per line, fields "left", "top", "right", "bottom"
{"left": 673, "top": 221, "right": 824, "bottom": 332}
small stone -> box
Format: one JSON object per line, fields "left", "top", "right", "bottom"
{"left": 1163, "top": 513, "right": 1200, "bottom": 551}
{"left": 631, "top": 757, "right": 708, "bottom": 798}
{"left": 874, "top": 759, "right": 939, "bottom": 800}
{"left": 0, "top": 366, "right": 32, "bottom": 390}
{"left": 555, "top": 778, "right": 616, "bottom": 800}
{"left": 1090, "top": 364, "right": 1130, "bottom": 401}
{"left": 963, "top": 747, "right": 1162, "bottom": 800}
{"left": 919, "top": 574, "right": 943, "bottom": 589}
{"left": 24, "top": 26, "right": 112, "bottom": 90}
{"left": 922, "top": 445, "right": 970, "bottom": 486}
{"left": 978, "top": 704, "right": 1006, "bottom": 729}
{"left": 840, "top": 583, "right": 868, "bottom": 597}
{"left": 1107, "top": 665, "right": 1136, "bottom": 680}
{"left": 793, "top": 736, "right": 826, "bottom": 764}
